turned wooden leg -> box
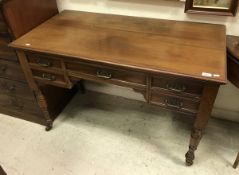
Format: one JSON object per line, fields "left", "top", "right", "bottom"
{"left": 233, "top": 152, "right": 239, "bottom": 169}
{"left": 185, "top": 129, "right": 203, "bottom": 166}
{"left": 185, "top": 84, "right": 219, "bottom": 166}
{"left": 17, "top": 51, "right": 53, "bottom": 131}
{"left": 45, "top": 119, "right": 53, "bottom": 131}
{"left": 35, "top": 90, "right": 53, "bottom": 131}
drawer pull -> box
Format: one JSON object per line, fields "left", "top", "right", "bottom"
{"left": 41, "top": 73, "right": 56, "bottom": 81}
{"left": 96, "top": 70, "right": 112, "bottom": 79}
{"left": 165, "top": 98, "right": 183, "bottom": 109}
{"left": 36, "top": 59, "right": 52, "bottom": 67}
{"left": 166, "top": 83, "right": 186, "bottom": 92}
{"left": 0, "top": 65, "right": 7, "bottom": 73}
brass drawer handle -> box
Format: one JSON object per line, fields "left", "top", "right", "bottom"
{"left": 165, "top": 98, "right": 183, "bottom": 109}
{"left": 36, "top": 59, "right": 52, "bottom": 67}
{"left": 166, "top": 83, "right": 186, "bottom": 92}
{"left": 96, "top": 70, "right": 112, "bottom": 79}
{"left": 41, "top": 73, "right": 56, "bottom": 81}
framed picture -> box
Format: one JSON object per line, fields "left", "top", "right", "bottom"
{"left": 185, "top": 0, "right": 239, "bottom": 16}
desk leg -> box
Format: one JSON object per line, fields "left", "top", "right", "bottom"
{"left": 16, "top": 51, "right": 53, "bottom": 131}
{"left": 35, "top": 90, "right": 53, "bottom": 131}
{"left": 185, "top": 84, "right": 219, "bottom": 166}
{"left": 233, "top": 152, "right": 239, "bottom": 168}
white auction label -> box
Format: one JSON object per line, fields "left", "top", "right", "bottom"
{"left": 213, "top": 74, "right": 220, "bottom": 78}
{"left": 202, "top": 72, "right": 212, "bottom": 77}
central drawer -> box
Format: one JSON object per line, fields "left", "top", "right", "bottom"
{"left": 66, "top": 61, "right": 147, "bottom": 89}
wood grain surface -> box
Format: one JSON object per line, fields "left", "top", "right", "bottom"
{"left": 10, "top": 10, "right": 227, "bottom": 84}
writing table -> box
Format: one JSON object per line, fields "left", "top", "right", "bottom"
{"left": 9, "top": 10, "right": 227, "bottom": 166}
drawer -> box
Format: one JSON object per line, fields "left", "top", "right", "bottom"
{"left": 31, "top": 69, "right": 67, "bottom": 87}
{"left": 0, "top": 93, "right": 41, "bottom": 116}
{"left": 0, "top": 78, "right": 33, "bottom": 100}
{"left": 27, "top": 53, "right": 62, "bottom": 68}
{"left": 150, "top": 90, "right": 200, "bottom": 114}
{"left": 66, "top": 61, "right": 146, "bottom": 88}
{"left": 0, "top": 35, "right": 18, "bottom": 62}
{"left": 0, "top": 59, "right": 26, "bottom": 82}
{"left": 151, "top": 76, "right": 203, "bottom": 97}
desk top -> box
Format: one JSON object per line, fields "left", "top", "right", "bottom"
{"left": 10, "top": 10, "right": 227, "bottom": 83}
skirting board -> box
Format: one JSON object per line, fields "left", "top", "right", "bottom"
{"left": 212, "top": 108, "right": 239, "bottom": 123}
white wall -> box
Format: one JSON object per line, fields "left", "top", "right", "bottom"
{"left": 56, "top": 0, "right": 239, "bottom": 122}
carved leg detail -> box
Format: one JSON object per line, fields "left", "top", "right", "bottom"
{"left": 185, "top": 147, "right": 195, "bottom": 166}
{"left": 233, "top": 152, "right": 239, "bottom": 169}
{"left": 185, "top": 84, "right": 219, "bottom": 166}
{"left": 35, "top": 90, "right": 53, "bottom": 131}
{"left": 186, "top": 129, "right": 203, "bottom": 166}
{"left": 45, "top": 119, "right": 53, "bottom": 131}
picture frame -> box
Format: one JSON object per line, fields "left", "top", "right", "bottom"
{"left": 185, "top": 0, "right": 239, "bottom": 16}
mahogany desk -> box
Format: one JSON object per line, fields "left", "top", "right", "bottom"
{"left": 9, "top": 10, "right": 227, "bottom": 166}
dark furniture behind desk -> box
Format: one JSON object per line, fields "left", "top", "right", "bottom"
{"left": 0, "top": 1, "right": 44, "bottom": 123}
{"left": 0, "top": 0, "right": 76, "bottom": 128}
{"left": 9, "top": 10, "right": 226, "bottom": 166}
{"left": 227, "top": 35, "right": 239, "bottom": 169}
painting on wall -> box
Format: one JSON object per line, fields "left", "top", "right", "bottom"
{"left": 185, "top": 0, "right": 238, "bottom": 16}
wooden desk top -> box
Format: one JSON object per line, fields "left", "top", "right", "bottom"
{"left": 10, "top": 10, "right": 227, "bottom": 83}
